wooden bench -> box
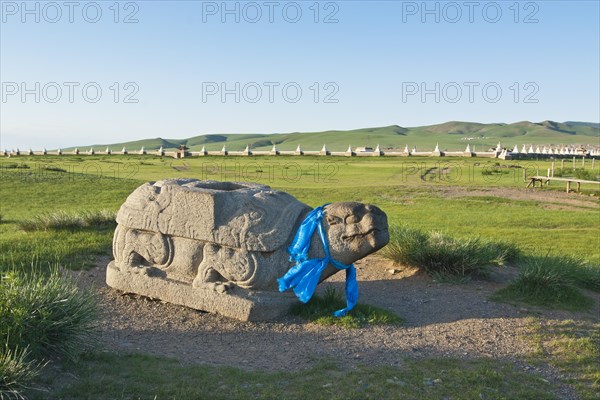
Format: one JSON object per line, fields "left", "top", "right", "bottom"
{"left": 526, "top": 176, "right": 600, "bottom": 193}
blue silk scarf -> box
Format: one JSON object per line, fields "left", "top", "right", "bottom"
{"left": 277, "top": 205, "right": 358, "bottom": 317}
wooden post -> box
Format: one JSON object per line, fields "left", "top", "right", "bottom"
{"left": 573, "top": 156, "right": 576, "bottom": 169}
{"left": 547, "top": 168, "right": 550, "bottom": 177}
{"left": 551, "top": 160, "right": 555, "bottom": 177}
{"left": 561, "top": 159, "right": 565, "bottom": 171}
{"left": 582, "top": 157, "right": 585, "bottom": 167}
{"left": 577, "top": 182, "right": 581, "bottom": 193}
{"left": 566, "top": 181, "right": 571, "bottom": 193}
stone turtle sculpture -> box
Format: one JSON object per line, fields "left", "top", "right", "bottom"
{"left": 107, "top": 179, "right": 389, "bottom": 320}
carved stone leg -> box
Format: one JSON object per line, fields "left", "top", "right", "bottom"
{"left": 192, "top": 244, "right": 235, "bottom": 293}
{"left": 116, "top": 229, "right": 172, "bottom": 275}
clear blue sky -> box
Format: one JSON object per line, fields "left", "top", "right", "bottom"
{"left": 1, "top": 0, "right": 599, "bottom": 149}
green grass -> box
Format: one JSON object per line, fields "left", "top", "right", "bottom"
{"left": 492, "top": 255, "right": 597, "bottom": 310}
{"left": 19, "top": 210, "right": 116, "bottom": 232}
{"left": 0, "top": 155, "right": 598, "bottom": 398}
{"left": 1, "top": 163, "right": 29, "bottom": 170}
{"left": 0, "top": 266, "right": 98, "bottom": 399}
{"left": 0, "top": 266, "right": 98, "bottom": 361}
{"left": 31, "top": 352, "right": 557, "bottom": 400}
{"left": 527, "top": 319, "right": 600, "bottom": 400}
{"left": 554, "top": 167, "right": 600, "bottom": 181}
{"left": 0, "top": 172, "right": 139, "bottom": 271}
{"left": 7, "top": 155, "right": 599, "bottom": 262}
{"left": 381, "top": 225, "right": 520, "bottom": 277}
{"left": 291, "top": 287, "right": 403, "bottom": 328}
{"left": 0, "top": 345, "right": 44, "bottom": 400}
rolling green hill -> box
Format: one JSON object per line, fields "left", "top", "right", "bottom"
{"left": 65, "top": 121, "right": 599, "bottom": 153}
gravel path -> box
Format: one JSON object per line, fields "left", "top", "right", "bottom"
{"left": 76, "top": 256, "right": 597, "bottom": 373}
{"left": 71, "top": 254, "right": 600, "bottom": 399}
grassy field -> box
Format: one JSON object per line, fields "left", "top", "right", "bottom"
{"left": 1, "top": 154, "right": 599, "bottom": 399}
{"left": 33, "top": 354, "right": 557, "bottom": 400}
{"left": 2, "top": 155, "right": 598, "bottom": 266}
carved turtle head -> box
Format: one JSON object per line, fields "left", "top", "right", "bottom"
{"left": 322, "top": 202, "right": 389, "bottom": 265}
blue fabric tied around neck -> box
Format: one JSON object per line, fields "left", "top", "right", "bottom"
{"left": 277, "top": 205, "right": 358, "bottom": 317}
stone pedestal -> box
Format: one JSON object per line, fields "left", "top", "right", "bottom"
{"left": 106, "top": 262, "right": 297, "bottom": 321}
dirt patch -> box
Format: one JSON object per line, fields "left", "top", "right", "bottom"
{"left": 541, "top": 204, "right": 592, "bottom": 212}
{"left": 430, "top": 186, "right": 600, "bottom": 210}
{"left": 74, "top": 255, "right": 597, "bottom": 400}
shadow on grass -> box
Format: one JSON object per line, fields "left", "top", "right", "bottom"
{"left": 29, "top": 352, "right": 558, "bottom": 400}
{"left": 291, "top": 287, "right": 404, "bottom": 328}
{"left": 526, "top": 318, "right": 600, "bottom": 400}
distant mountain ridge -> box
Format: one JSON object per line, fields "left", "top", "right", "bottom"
{"left": 66, "top": 120, "right": 600, "bottom": 152}
{"left": 563, "top": 121, "right": 600, "bottom": 129}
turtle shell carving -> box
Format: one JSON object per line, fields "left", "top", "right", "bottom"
{"left": 116, "top": 179, "right": 310, "bottom": 252}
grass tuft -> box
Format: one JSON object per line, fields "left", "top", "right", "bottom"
{"left": 292, "top": 287, "right": 403, "bottom": 328}
{"left": 554, "top": 167, "right": 599, "bottom": 181}
{"left": 0, "top": 266, "right": 98, "bottom": 361}
{"left": 492, "top": 256, "right": 595, "bottom": 310}
{"left": 41, "top": 166, "right": 67, "bottom": 173}
{"left": 19, "top": 210, "right": 116, "bottom": 232}
{"left": 1, "top": 163, "right": 29, "bottom": 170}
{"left": 381, "top": 225, "right": 520, "bottom": 278}
{"left": 0, "top": 345, "right": 44, "bottom": 400}
{"left": 550, "top": 256, "right": 600, "bottom": 292}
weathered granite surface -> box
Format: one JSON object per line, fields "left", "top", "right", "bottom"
{"left": 107, "top": 179, "right": 389, "bottom": 320}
